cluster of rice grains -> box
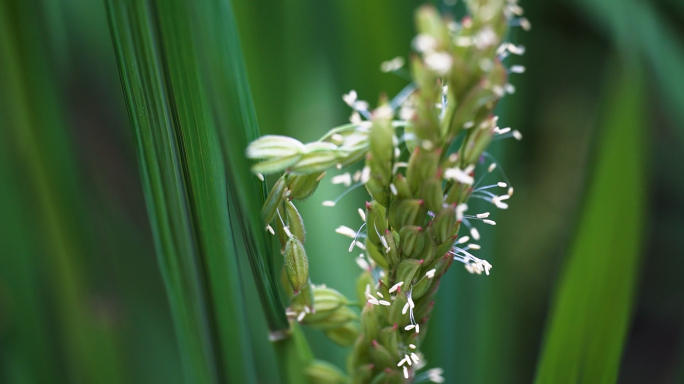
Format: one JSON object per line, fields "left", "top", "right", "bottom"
{"left": 246, "top": 1, "right": 529, "bottom": 382}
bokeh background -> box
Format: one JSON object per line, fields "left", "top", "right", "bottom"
{"left": 1, "top": 0, "right": 683, "bottom": 383}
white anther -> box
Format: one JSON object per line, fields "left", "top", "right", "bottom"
{"left": 331, "top": 134, "right": 344, "bottom": 144}
{"left": 492, "top": 196, "right": 509, "bottom": 209}
{"left": 456, "top": 203, "right": 468, "bottom": 221}
{"left": 483, "top": 261, "right": 492, "bottom": 275}
{"left": 413, "top": 34, "right": 437, "bottom": 52}
{"left": 381, "top": 56, "right": 405, "bottom": 72}
{"left": 352, "top": 170, "right": 362, "bottom": 182}
{"left": 380, "top": 236, "right": 389, "bottom": 250}
{"left": 512, "top": 130, "right": 523, "bottom": 140}
{"left": 520, "top": 17, "right": 532, "bottom": 31}
{"left": 335, "top": 226, "right": 358, "bottom": 238}
{"left": 400, "top": 105, "right": 415, "bottom": 120}
{"left": 332, "top": 172, "right": 352, "bottom": 187}
{"left": 361, "top": 166, "right": 371, "bottom": 184}
{"left": 507, "top": 43, "right": 525, "bottom": 55}
{"left": 421, "top": 140, "right": 435, "bottom": 151}
{"left": 508, "top": 3, "right": 524, "bottom": 15}
{"left": 353, "top": 100, "right": 369, "bottom": 111}
{"left": 504, "top": 83, "right": 516, "bottom": 94}
{"left": 389, "top": 282, "right": 404, "bottom": 293}
{"left": 428, "top": 368, "right": 445, "bottom": 383}
{"left": 350, "top": 111, "right": 362, "bottom": 125}
{"left": 492, "top": 85, "right": 505, "bottom": 97}
{"left": 510, "top": 65, "right": 525, "bottom": 74}
{"left": 480, "top": 58, "right": 494, "bottom": 72}
{"left": 474, "top": 27, "right": 497, "bottom": 49}
{"left": 343, "top": 90, "right": 357, "bottom": 107}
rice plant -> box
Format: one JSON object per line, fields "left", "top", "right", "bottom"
{"left": 2, "top": 0, "right": 680, "bottom": 382}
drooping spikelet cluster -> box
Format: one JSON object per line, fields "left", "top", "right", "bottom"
{"left": 246, "top": 1, "right": 528, "bottom": 382}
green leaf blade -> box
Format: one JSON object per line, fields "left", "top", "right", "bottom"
{"left": 534, "top": 61, "right": 647, "bottom": 384}
{"left": 106, "top": 1, "right": 264, "bottom": 382}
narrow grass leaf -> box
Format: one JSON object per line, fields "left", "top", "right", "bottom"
{"left": 534, "top": 61, "right": 647, "bottom": 384}
{"left": 0, "top": 1, "right": 123, "bottom": 382}
{"left": 191, "top": 0, "right": 289, "bottom": 334}
{"left": 579, "top": 0, "right": 684, "bottom": 141}
{"left": 106, "top": 0, "right": 261, "bottom": 382}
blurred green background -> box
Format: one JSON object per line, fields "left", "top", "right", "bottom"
{"left": 1, "top": 0, "right": 683, "bottom": 383}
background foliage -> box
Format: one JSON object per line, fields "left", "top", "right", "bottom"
{"left": 1, "top": 0, "right": 683, "bottom": 383}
